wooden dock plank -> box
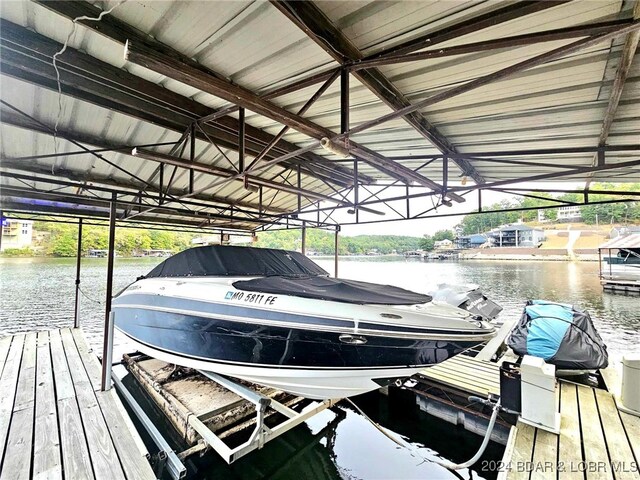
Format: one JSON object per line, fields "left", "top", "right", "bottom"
{"left": 71, "top": 329, "right": 155, "bottom": 479}
{"left": 12, "top": 333, "right": 36, "bottom": 412}
{"left": 50, "top": 329, "right": 95, "bottom": 480}
{"left": 0, "top": 409, "right": 33, "bottom": 480}
{"left": 61, "top": 329, "right": 127, "bottom": 480}
{"left": 577, "top": 385, "right": 613, "bottom": 480}
{"left": 594, "top": 389, "right": 640, "bottom": 480}
{"left": 619, "top": 412, "right": 640, "bottom": 466}
{"left": 0, "top": 336, "right": 13, "bottom": 377}
{"left": 506, "top": 423, "right": 536, "bottom": 480}
{"left": 0, "top": 334, "right": 25, "bottom": 468}
{"left": 1, "top": 333, "right": 36, "bottom": 480}
{"left": 420, "top": 369, "right": 499, "bottom": 395}
{"left": 558, "top": 382, "right": 584, "bottom": 480}
{"left": 49, "top": 329, "right": 75, "bottom": 401}
{"left": 33, "top": 331, "right": 62, "bottom": 480}
{"left": 531, "top": 429, "right": 558, "bottom": 480}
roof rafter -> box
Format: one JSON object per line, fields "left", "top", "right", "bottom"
{"left": 362, "top": 0, "right": 572, "bottom": 61}
{"left": 36, "top": 0, "right": 463, "bottom": 200}
{"left": 0, "top": 18, "right": 362, "bottom": 188}
{"left": 270, "top": 0, "right": 484, "bottom": 184}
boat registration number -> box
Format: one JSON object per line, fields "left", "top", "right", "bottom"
{"left": 225, "top": 291, "right": 277, "bottom": 305}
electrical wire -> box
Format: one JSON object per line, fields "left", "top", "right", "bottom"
{"left": 51, "top": 1, "right": 127, "bottom": 143}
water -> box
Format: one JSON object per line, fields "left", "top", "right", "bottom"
{"left": 1, "top": 256, "right": 639, "bottom": 479}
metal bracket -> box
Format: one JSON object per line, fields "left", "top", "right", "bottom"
{"left": 191, "top": 370, "right": 340, "bottom": 464}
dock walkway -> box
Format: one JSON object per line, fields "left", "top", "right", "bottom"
{"left": 0, "top": 328, "right": 155, "bottom": 480}
{"left": 500, "top": 380, "right": 640, "bottom": 480}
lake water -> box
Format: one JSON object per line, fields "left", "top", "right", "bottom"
{"left": 1, "top": 256, "right": 638, "bottom": 479}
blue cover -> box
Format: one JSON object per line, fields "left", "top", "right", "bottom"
{"left": 507, "top": 300, "right": 609, "bottom": 369}
{"left": 524, "top": 302, "right": 573, "bottom": 360}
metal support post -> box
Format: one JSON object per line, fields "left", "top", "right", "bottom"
{"left": 353, "top": 159, "right": 359, "bottom": 223}
{"left": 238, "top": 107, "right": 245, "bottom": 172}
{"left": 341, "top": 68, "right": 349, "bottom": 135}
{"left": 159, "top": 163, "right": 164, "bottom": 204}
{"left": 406, "top": 185, "right": 410, "bottom": 219}
{"left": 478, "top": 189, "right": 483, "bottom": 212}
{"left": 189, "top": 123, "right": 195, "bottom": 194}
{"left": 334, "top": 227, "right": 340, "bottom": 278}
{"left": 0, "top": 210, "right": 4, "bottom": 252}
{"left": 101, "top": 192, "right": 117, "bottom": 391}
{"left": 301, "top": 222, "right": 306, "bottom": 255}
{"left": 443, "top": 156, "right": 448, "bottom": 194}
{"left": 73, "top": 218, "right": 83, "bottom": 329}
{"left": 297, "top": 165, "right": 302, "bottom": 212}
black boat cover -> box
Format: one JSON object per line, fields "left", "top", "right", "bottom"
{"left": 507, "top": 300, "right": 608, "bottom": 370}
{"left": 145, "top": 245, "right": 329, "bottom": 278}
{"left": 232, "top": 275, "right": 432, "bottom": 305}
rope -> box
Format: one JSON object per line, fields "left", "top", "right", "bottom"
{"left": 51, "top": 1, "right": 126, "bottom": 143}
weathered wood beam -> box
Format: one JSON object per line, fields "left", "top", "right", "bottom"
{"left": 271, "top": 0, "right": 484, "bottom": 184}
{"left": 35, "top": 1, "right": 455, "bottom": 193}
{"left": 350, "top": 19, "right": 633, "bottom": 69}
{"left": 363, "top": 1, "right": 571, "bottom": 61}
{"left": 0, "top": 19, "right": 360, "bottom": 187}
{"left": 597, "top": 2, "right": 640, "bottom": 158}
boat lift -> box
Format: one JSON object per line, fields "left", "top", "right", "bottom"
{"left": 191, "top": 370, "right": 340, "bottom": 464}
{"left": 111, "top": 354, "right": 340, "bottom": 477}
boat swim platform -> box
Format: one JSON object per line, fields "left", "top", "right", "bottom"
{"left": 0, "top": 328, "right": 155, "bottom": 480}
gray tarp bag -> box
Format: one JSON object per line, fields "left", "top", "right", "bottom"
{"left": 507, "top": 300, "right": 608, "bottom": 370}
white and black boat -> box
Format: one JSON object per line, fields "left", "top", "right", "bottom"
{"left": 113, "top": 246, "right": 496, "bottom": 399}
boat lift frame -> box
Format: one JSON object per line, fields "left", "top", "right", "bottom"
{"left": 188, "top": 370, "right": 340, "bottom": 464}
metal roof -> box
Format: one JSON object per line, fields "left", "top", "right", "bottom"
{"left": 599, "top": 233, "right": 640, "bottom": 248}
{"left": 1, "top": 0, "right": 639, "bottom": 231}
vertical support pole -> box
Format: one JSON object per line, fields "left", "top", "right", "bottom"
{"left": 297, "top": 165, "right": 302, "bottom": 213}
{"left": 159, "top": 163, "right": 164, "bottom": 204}
{"left": 598, "top": 248, "right": 602, "bottom": 280}
{"left": 74, "top": 218, "right": 83, "bottom": 329}
{"left": 0, "top": 210, "right": 4, "bottom": 252}
{"left": 301, "top": 222, "right": 307, "bottom": 255}
{"left": 189, "top": 123, "right": 195, "bottom": 194}
{"left": 238, "top": 107, "right": 245, "bottom": 172}
{"left": 442, "top": 156, "right": 448, "bottom": 193}
{"left": 101, "top": 192, "right": 117, "bottom": 391}
{"left": 258, "top": 186, "right": 263, "bottom": 215}
{"left": 478, "top": 189, "right": 483, "bottom": 212}
{"left": 353, "top": 159, "right": 359, "bottom": 223}
{"left": 334, "top": 227, "right": 340, "bottom": 278}
{"left": 340, "top": 68, "right": 349, "bottom": 135}
{"left": 405, "top": 185, "right": 410, "bottom": 219}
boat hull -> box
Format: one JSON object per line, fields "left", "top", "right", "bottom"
{"left": 113, "top": 305, "right": 482, "bottom": 399}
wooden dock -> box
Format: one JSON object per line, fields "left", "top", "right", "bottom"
{"left": 0, "top": 328, "right": 155, "bottom": 480}
{"left": 415, "top": 354, "right": 501, "bottom": 398}
{"left": 499, "top": 380, "right": 640, "bottom": 480}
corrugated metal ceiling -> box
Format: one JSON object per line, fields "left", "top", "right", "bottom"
{"left": 0, "top": 0, "right": 639, "bottom": 230}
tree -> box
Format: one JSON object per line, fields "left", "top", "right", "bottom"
{"left": 433, "top": 229, "right": 454, "bottom": 241}
{"left": 420, "top": 235, "right": 435, "bottom": 251}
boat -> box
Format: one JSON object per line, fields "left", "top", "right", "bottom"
{"left": 113, "top": 245, "right": 496, "bottom": 399}
{"left": 429, "top": 283, "right": 503, "bottom": 321}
